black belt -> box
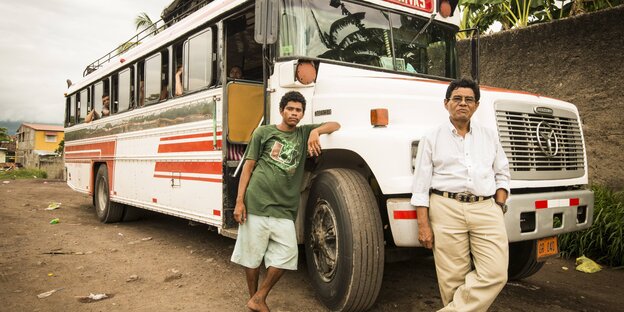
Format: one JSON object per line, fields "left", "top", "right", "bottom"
{"left": 431, "top": 189, "right": 492, "bottom": 203}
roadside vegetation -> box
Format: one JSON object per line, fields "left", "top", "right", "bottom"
{"left": 0, "top": 168, "right": 47, "bottom": 180}
{"left": 559, "top": 185, "right": 624, "bottom": 267}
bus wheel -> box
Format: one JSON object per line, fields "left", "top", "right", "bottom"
{"left": 508, "top": 239, "right": 545, "bottom": 280}
{"left": 94, "top": 165, "right": 124, "bottom": 223}
{"left": 305, "top": 169, "right": 384, "bottom": 312}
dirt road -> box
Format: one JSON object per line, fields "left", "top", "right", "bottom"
{"left": 1, "top": 179, "right": 622, "bottom": 312}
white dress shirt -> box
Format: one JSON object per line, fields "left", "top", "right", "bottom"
{"left": 411, "top": 119, "right": 510, "bottom": 208}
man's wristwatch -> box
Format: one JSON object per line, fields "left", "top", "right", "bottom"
{"left": 496, "top": 201, "right": 508, "bottom": 214}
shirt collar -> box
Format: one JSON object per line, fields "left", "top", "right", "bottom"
{"left": 446, "top": 118, "right": 473, "bottom": 135}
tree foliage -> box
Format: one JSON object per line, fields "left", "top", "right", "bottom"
{"left": 0, "top": 127, "right": 10, "bottom": 142}
{"left": 458, "top": 0, "right": 624, "bottom": 34}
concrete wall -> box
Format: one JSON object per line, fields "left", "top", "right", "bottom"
{"left": 39, "top": 156, "right": 65, "bottom": 180}
{"left": 458, "top": 5, "right": 624, "bottom": 189}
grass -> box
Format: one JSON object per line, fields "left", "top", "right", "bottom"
{"left": 559, "top": 185, "right": 624, "bottom": 267}
{"left": 0, "top": 168, "right": 48, "bottom": 180}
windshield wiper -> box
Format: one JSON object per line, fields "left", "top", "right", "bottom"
{"left": 408, "top": 13, "right": 437, "bottom": 46}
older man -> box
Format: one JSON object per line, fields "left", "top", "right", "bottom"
{"left": 412, "top": 78, "right": 511, "bottom": 311}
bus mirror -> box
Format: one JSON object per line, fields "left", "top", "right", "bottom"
{"left": 255, "top": 0, "right": 279, "bottom": 44}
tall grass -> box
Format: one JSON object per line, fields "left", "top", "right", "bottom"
{"left": 559, "top": 185, "right": 624, "bottom": 267}
{"left": 0, "top": 168, "right": 48, "bottom": 180}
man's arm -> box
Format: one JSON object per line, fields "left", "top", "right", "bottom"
{"left": 234, "top": 159, "right": 256, "bottom": 224}
{"left": 411, "top": 134, "right": 434, "bottom": 249}
{"left": 308, "top": 122, "right": 341, "bottom": 156}
{"left": 493, "top": 137, "right": 511, "bottom": 204}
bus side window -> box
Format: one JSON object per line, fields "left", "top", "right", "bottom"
{"left": 78, "top": 89, "right": 89, "bottom": 124}
{"left": 185, "top": 28, "right": 214, "bottom": 92}
{"left": 118, "top": 68, "right": 133, "bottom": 112}
{"left": 144, "top": 53, "right": 164, "bottom": 105}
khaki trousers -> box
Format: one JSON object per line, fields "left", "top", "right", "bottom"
{"left": 429, "top": 194, "right": 509, "bottom": 312}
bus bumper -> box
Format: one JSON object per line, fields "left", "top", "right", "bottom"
{"left": 386, "top": 189, "right": 594, "bottom": 247}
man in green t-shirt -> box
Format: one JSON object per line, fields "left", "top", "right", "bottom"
{"left": 231, "top": 91, "right": 340, "bottom": 312}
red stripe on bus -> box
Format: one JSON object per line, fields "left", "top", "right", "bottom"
{"left": 154, "top": 162, "right": 222, "bottom": 174}
{"left": 570, "top": 198, "right": 580, "bottom": 206}
{"left": 157, "top": 140, "right": 222, "bottom": 153}
{"left": 160, "top": 132, "right": 222, "bottom": 141}
{"left": 535, "top": 200, "right": 548, "bottom": 209}
{"left": 65, "top": 141, "right": 116, "bottom": 159}
{"left": 393, "top": 210, "right": 418, "bottom": 219}
{"left": 153, "top": 174, "right": 222, "bottom": 183}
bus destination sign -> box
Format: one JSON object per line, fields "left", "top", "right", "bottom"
{"left": 383, "top": 0, "right": 434, "bottom": 13}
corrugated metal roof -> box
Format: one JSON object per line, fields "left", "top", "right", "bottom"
{"left": 20, "top": 123, "right": 64, "bottom": 132}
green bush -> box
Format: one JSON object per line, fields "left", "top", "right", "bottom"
{"left": 559, "top": 185, "right": 624, "bottom": 267}
{"left": 0, "top": 168, "right": 48, "bottom": 180}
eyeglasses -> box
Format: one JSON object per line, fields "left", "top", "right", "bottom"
{"left": 449, "top": 96, "right": 476, "bottom": 105}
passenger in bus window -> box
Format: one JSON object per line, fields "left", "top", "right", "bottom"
{"left": 229, "top": 65, "right": 243, "bottom": 79}
{"left": 230, "top": 91, "right": 341, "bottom": 312}
{"left": 159, "top": 82, "right": 169, "bottom": 101}
{"left": 175, "top": 65, "right": 184, "bottom": 96}
{"left": 138, "top": 81, "right": 145, "bottom": 107}
{"left": 101, "top": 95, "right": 110, "bottom": 117}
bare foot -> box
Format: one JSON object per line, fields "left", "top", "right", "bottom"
{"left": 246, "top": 295, "right": 269, "bottom": 312}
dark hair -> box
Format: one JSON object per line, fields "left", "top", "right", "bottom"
{"left": 279, "top": 91, "right": 307, "bottom": 112}
{"left": 445, "top": 78, "right": 480, "bottom": 101}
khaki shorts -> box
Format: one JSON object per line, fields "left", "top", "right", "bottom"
{"left": 230, "top": 214, "right": 298, "bottom": 270}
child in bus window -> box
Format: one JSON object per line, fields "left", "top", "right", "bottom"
{"left": 229, "top": 65, "right": 243, "bottom": 79}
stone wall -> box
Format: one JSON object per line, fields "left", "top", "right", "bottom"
{"left": 458, "top": 5, "right": 624, "bottom": 189}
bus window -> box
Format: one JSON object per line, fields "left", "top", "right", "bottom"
{"left": 145, "top": 54, "right": 162, "bottom": 105}
{"left": 94, "top": 81, "right": 104, "bottom": 117}
{"left": 66, "top": 95, "right": 76, "bottom": 126}
{"left": 78, "top": 89, "right": 89, "bottom": 123}
{"left": 118, "top": 68, "right": 133, "bottom": 112}
{"left": 185, "top": 28, "right": 213, "bottom": 92}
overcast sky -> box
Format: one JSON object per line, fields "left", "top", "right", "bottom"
{"left": 0, "top": 0, "right": 172, "bottom": 125}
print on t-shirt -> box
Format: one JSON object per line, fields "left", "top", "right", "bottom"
{"left": 269, "top": 138, "right": 300, "bottom": 175}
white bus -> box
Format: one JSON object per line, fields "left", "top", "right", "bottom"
{"left": 64, "top": 0, "right": 594, "bottom": 310}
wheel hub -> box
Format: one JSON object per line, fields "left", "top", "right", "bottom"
{"left": 309, "top": 200, "right": 338, "bottom": 282}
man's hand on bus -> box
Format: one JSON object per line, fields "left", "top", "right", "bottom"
{"left": 234, "top": 202, "right": 247, "bottom": 224}
{"left": 308, "top": 130, "right": 322, "bottom": 157}
{"left": 307, "top": 122, "right": 341, "bottom": 157}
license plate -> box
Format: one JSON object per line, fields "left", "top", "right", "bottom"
{"left": 536, "top": 236, "right": 558, "bottom": 261}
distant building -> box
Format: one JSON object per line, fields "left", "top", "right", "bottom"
{"left": 0, "top": 147, "right": 7, "bottom": 163}
{"left": 0, "top": 135, "right": 17, "bottom": 163}
{"left": 16, "top": 123, "right": 65, "bottom": 179}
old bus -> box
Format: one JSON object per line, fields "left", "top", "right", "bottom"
{"left": 64, "top": 0, "right": 594, "bottom": 310}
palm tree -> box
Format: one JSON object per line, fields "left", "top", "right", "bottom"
{"left": 135, "top": 12, "right": 158, "bottom": 34}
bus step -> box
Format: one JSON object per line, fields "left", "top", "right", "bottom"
{"left": 221, "top": 226, "right": 238, "bottom": 239}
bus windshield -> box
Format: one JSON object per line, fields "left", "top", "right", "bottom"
{"left": 278, "top": 0, "right": 458, "bottom": 78}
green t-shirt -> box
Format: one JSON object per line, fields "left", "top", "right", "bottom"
{"left": 244, "top": 123, "right": 321, "bottom": 220}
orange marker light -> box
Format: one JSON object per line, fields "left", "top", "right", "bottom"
{"left": 370, "top": 108, "right": 388, "bottom": 127}
{"left": 440, "top": 0, "right": 452, "bottom": 17}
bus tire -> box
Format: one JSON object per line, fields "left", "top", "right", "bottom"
{"left": 94, "top": 165, "right": 124, "bottom": 223}
{"left": 508, "top": 239, "right": 545, "bottom": 280}
{"left": 122, "top": 205, "right": 144, "bottom": 222}
{"left": 305, "top": 169, "right": 384, "bottom": 312}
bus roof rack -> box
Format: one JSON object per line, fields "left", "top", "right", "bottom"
{"left": 82, "top": 0, "right": 214, "bottom": 77}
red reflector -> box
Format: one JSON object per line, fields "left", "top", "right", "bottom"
{"left": 570, "top": 198, "right": 580, "bottom": 206}
{"left": 393, "top": 210, "right": 417, "bottom": 219}
{"left": 535, "top": 200, "right": 548, "bottom": 209}
{"left": 152, "top": 198, "right": 157, "bottom": 203}
{"left": 213, "top": 209, "right": 221, "bottom": 216}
